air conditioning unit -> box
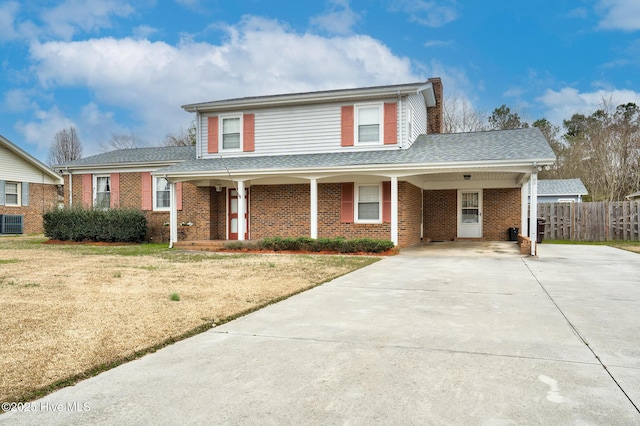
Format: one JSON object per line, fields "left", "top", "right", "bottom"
{"left": 0, "top": 214, "right": 24, "bottom": 234}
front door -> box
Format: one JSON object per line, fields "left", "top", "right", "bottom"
{"left": 458, "top": 190, "right": 482, "bottom": 238}
{"left": 228, "top": 188, "right": 249, "bottom": 240}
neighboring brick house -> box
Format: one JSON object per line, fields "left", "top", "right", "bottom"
{"left": 56, "top": 79, "right": 556, "bottom": 254}
{"left": 0, "top": 134, "right": 63, "bottom": 234}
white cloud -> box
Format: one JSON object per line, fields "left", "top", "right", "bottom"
{"left": 424, "top": 39, "right": 454, "bottom": 48}
{"left": 0, "top": 1, "right": 19, "bottom": 41}
{"left": 2, "top": 89, "right": 38, "bottom": 112}
{"left": 597, "top": 0, "right": 640, "bottom": 31}
{"left": 133, "top": 25, "right": 159, "bottom": 39}
{"left": 15, "top": 106, "right": 76, "bottom": 153}
{"left": 40, "top": 0, "right": 135, "bottom": 40}
{"left": 310, "top": 0, "right": 360, "bottom": 34}
{"left": 537, "top": 86, "right": 640, "bottom": 125}
{"left": 390, "top": 0, "right": 458, "bottom": 28}
{"left": 26, "top": 16, "right": 422, "bottom": 150}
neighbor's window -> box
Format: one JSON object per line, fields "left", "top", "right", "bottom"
{"left": 94, "top": 175, "right": 110, "bottom": 209}
{"left": 356, "top": 184, "right": 381, "bottom": 222}
{"left": 155, "top": 177, "right": 171, "bottom": 210}
{"left": 5, "top": 182, "right": 20, "bottom": 206}
{"left": 356, "top": 104, "right": 382, "bottom": 144}
{"left": 221, "top": 115, "right": 241, "bottom": 150}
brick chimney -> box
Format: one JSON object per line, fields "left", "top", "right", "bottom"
{"left": 426, "top": 77, "right": 443, "bottom": 134}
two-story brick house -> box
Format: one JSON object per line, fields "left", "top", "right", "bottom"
{"left": 57, "top": 79, "right": 555, "bottom": 254}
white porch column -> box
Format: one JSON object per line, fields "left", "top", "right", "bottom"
{"left": 169, "top": 182, "right": 178, "bottom": 248}
{"left": 237, "top": 180, "right": 245, "bottom": 241}
{"left": 521, "top": 180, "right": 529, "bottom": 238}
{"left": 529, "top": 170, "right": 538, "bottom": 256}
{"left": 310, "top": 178, "right": 318, "bottom": 239}
{"left": 391, "top": 176, "right": 399, "bottom": 246}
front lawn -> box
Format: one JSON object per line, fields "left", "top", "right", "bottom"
{"left": 0, "top": 237, "right": 378, "bottom": 404}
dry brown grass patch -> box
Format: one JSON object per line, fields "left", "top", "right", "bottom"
{"left": 0, "top": 237, "right": 378, "bottom": 403}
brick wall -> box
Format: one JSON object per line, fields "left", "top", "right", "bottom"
{"left": 427, "top": 77, "right": 444, "bottom": 134}
{"left": 483, "top": 188, "right": 521, "bottom": 241}
{"left": 210, "top": 189, "right": 226, "bottom": 240}
{"left": 0, "top": 183, "right": 59, "bottom": 234}
{"left": 423, "top": 189, "right": 457, "bottom": 241}
{"left": 65, "top": 172, "right": 212, "bottom": 243}
{"left": 250, "top": 184, "right": 311, "bottom": 239}
{"left": 398, "top": 181, "right": 422, "bottom": 247}
{"left": 423, "top": 188, "right": 521, "bottom": 241}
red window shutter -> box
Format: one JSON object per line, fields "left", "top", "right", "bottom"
{"left": 243, "top": 114, "right": 255, "bottom": 152}
{"left": 207, "top": 116, "right": 219, "bottom": 154}
{"left": 82, "top": 174, "right": 92, "bottom": 207}
{"left": 141, "top": 172, "right": 152, "bottom": 210}
{"left": 382, "top": 181, "right": 391, "bottom": 223}
{"left": 341, "top": 106, "right": 354, "bottom": 147}
{"left": 110, "top": 173, "right": 120, "bottom": 208}
{"left": 176, "top": 182, "right": 183, "bottom": 211}
{"left": 340, "top": 182, "right": 354, "bottom": 223}
{"left": 384, "top": 102, "right": 398, "bottom": 145}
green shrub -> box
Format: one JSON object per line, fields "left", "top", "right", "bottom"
{"left": 43, "top": 207, "right": 147, "bottom": 243}
{"left": 258, "top": 236, "right": 393, "bottom": 253}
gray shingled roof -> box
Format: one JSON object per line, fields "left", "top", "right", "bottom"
{"left": 157, "top": 128, "right": 555, "bottom": 174}
{"left": 56, "top": 146, "right": 195, "bottom": 168}
{"left": 536, "top": 179, "right": 588, "bottom": 196}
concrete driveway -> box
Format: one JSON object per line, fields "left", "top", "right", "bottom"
{"left": 2, "top": 243, "right": 640, "bottom": 425}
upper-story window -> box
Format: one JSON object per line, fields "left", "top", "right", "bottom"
{"left": 94, "top": 175, "right": 110, "bottom": 209}
{"left": 5, "top": 182, "right": 20, "bottom": 206}
{"left": 356, "top": 104, "right": 382, "bottom": 144}
{"left": 154, "top": 177, "right": 170, "bottom": 210}
{"left": 221, "top": 115, "right": 242, "bottom": 151}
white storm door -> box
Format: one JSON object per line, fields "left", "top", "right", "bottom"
{"left": 458, "top": 190, "right": 482, "bottom": 238}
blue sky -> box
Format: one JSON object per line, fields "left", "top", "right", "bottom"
{"left": 2, "top": 0, "right": 640, "bottom": 162}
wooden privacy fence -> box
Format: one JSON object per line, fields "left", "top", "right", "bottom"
{"left": 537, "top": 201, "right": 640, "bottom": 241}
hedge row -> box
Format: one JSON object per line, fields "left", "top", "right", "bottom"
{"left": 250, "top": 236, "right": 394, "bottom": 253}
{"left": 43, "top": 207, "right": 147, "bottom": 242}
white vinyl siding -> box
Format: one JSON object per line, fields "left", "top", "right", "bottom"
{"left": 406, "top": 93, "right": 426, "bottom": 147}
{"left": 198, "top": 99, "right": 406, "bottom": 158}
{"left": 0, "top": 146, "right": 61, "bottom": 184}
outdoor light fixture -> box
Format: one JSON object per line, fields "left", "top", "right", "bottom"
{"left": 215, "top": 183, "right": 222, "bottom": 192}
{"left": 463, "top": 174, "right": 471, "bottom": 180}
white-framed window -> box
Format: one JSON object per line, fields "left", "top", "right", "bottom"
{"left": 154, "top": 177, "right": 171, "bottom": 210}
{"left": 220, "top": 114, "right": 242, "bottom": 151}
{"left": 5, "top": 182, "right": 20, "bottom": 206}
{"left": 355, "top": 103, "right": 383, "bottom": 144}
{"left": 94, "top": 175, "right": 110, "bottom": 209}
{"left": 355, "top": 184, "right": 381, "bottom": 223}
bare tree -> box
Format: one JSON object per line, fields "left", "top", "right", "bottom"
{"left": 442, "top": 95, "right": 487, "bottom": 133}
{"left": 100, "top": 132, "right": 146, "bottom": 152}
{"left": 48, "top": 126, "right": 82, "bottom": 166}
{"left": 162, "top": 120, "right": 196, "bottom": 146}
{"left": 562, "top": 100, "right": 640, "bottom": 201}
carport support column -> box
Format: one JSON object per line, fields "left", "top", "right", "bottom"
{"left": 169, "top": 182, "right": 178, "bottom": 248}
{"left": 521, "top": 181, "right": 529, "bottom": 238}
{"left": 310, "top": 178, "right": 318, "bottom": 239}
{"left": 529, "top": 170, "right": 538, "bottom": 256}
{"left": 391, "top": 176, "right": 398, "bottom": 246}
{"left": 237, "top": 180, "right": 245, "bottom": 241}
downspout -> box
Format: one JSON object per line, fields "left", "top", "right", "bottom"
{"left": 67, "top": 167, "right": 73, "bottom": 207}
